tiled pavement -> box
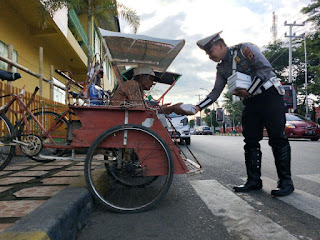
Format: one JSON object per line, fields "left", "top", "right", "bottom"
{"left": 0, "top": 157, "right": 86, "bottom": 234}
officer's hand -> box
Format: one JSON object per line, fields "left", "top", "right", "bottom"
{"left": 234, "top": 89, "right": 250, "bottom": 97}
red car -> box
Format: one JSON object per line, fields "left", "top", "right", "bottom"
{"left": 263, "top": 113, "right": 320, "bottom": 141}
{"left": 285, "top": 113, "right": 320, "bottom": 141}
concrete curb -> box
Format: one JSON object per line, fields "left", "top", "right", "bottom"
{"left": 213, "top": 133, "right": 243, "bottom": 136}
{"left": 0, "top": 184, "right": 93, "bottom": 240}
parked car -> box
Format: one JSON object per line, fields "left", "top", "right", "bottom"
{"left": 166, "top": 113, "right": 191, "bottom": 145}
{"left": 285, "top": 113, "right": 320, "bottom": 141}
{"left": 190, "top": 128, "right": 200, "bottom": 135}
{"left": 264, "top": 113, "right": 320, "bottom": 141}
{"left": 198, "top": 126, "right": 212, "bottom": 135}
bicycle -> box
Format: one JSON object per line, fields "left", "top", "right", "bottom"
{"left": 0, "top": 69, "right": 70, "bottom": 170}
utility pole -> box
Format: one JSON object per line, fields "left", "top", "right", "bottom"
{"left": 200, "top": 88, "right": 213, "bottom": 129}
{"left": 195, "top": 94, "right": 202, "bottom": 126}
{"left": 284, "top": 21, "right": 305, "bottom": 112}
{"left": 304, "top": 35, "right": 309, "bottom": 119}
{"left": 284, "top": 21, "right": 305, "bottom": 84}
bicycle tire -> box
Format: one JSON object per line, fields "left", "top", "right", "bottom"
{"left": 0, "top": 113, "right": 15, "bottom": 170}
{"left": 18, "top": 111, "right": 69, "bottom": 162}
{"left": 105, "top": 149, "right": 159, "bottom": 188}
{"left": 85, "top": 124, "right": 174, "bottom": 213}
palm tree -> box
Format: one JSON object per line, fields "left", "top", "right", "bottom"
{"left": 41, "top": 0, "right": 140, "bottom": 73}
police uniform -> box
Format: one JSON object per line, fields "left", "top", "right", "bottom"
{"left": 196, "top": 32, "right": 294, "bottom": 196}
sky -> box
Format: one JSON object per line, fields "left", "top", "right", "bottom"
{"left": 118, "top": 0, "right": 313, "bottom": 107}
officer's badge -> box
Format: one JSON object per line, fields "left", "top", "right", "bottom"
{"left": 242, "top": 46, "right": 255, "bottom": 61}
{"left": 235, "top": 56, "right": 241, "bottom": 64}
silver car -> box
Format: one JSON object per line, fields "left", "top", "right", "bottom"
{"left": 166, "top": 113, "right": 191, "bottom": 145}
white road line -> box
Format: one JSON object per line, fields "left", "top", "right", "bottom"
{"left": 190, "top": 179, "right": 298, "bottom": 240}
{"left": 296, "top": 173, "right": 320, "bottom": 184}
{"left": 261, "top": 176, "right": 320, "bottom": 220}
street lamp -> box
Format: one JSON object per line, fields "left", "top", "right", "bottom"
{"left": 200, "top": 88, "right": 213, "bottom": 129}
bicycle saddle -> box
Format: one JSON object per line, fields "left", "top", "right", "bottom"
{"left": 0, "top": 69, "right": 21, "bottom": 81}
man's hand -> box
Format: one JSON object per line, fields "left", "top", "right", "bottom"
{"left": 162, "top": 103, "right": 194, "bottom": 115}
{"left": 234, "top": 89, "right": 250, "bottom": 98}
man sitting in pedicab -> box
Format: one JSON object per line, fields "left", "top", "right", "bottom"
{"left": 110, "top": 66, "right": 194, "bottom": 116}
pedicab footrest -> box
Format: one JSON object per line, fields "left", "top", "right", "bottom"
{"left": 183, "top": 158, "right": 203, "bottom": 174}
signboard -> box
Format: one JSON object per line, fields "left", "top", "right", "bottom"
{"left": 216, "top": 108, "right": 224, "bottom": 122}
{"left": 282, "top": 84, "right": 297, "bottom": 111}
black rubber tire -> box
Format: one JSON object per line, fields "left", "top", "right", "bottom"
{"left": 310, "top": 137, "right": 319, "bottom": 141}
{"left": 185, "top": 137, "right": 191, "bottom": 145}
{"left": 85, "top": 124, "right": 174, "bottom": 213}
{"left": 0, "top": 113, "right": 15, "bottom": 170}
{"left": 18, "top": 111, "right": 69, "bottom": 162}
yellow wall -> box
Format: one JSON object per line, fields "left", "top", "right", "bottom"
{"left": 0, "top": 1, "right": 87, "bottom": 98}
{"left": 0, "top": 1, "right": 118, "bottom": 100}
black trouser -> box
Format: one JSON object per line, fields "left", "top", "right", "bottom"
{"left": 242, "top": 86, "right": 289, "bottom": 151}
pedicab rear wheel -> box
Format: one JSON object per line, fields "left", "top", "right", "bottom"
{"left": 85, "top": 124, "right": 174, "bottom": 213}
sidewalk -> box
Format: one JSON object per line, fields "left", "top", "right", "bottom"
{"left": 0, "top": 156, "right": 93, "bottom": 239}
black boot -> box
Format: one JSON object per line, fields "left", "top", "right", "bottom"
{"left": 271, "top": 145, "right": 294, "bottom": 196}
{"left": 234, "top": 148, "right": 263, "bottom": 192}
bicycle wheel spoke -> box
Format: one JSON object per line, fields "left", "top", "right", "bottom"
{"left": 19, "top": 111, "right": 69, "bottom": 162}
{"left": 85, "top": 124, "right": 173, "bottom": 213}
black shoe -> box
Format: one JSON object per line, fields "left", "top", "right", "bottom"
{"left": 271, "top": 184, "right": 294, "bottom": 196}
{"left": 233, "top": 180, "right": 262, "bottom": 192}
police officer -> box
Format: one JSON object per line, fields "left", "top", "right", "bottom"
{"left": 195, "top": 31, "right": 294, "bottom": 196}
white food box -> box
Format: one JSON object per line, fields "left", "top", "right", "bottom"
{"left": 227, "top": 72, "right": 252, "bottom": 94}
{"left": 180, "top": 104, "right": 196, "bottom": 114}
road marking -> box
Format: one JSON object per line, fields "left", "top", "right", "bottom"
{"left": 190, "top": 179, "right": 298, "bottom": 240}
{"left": 261, "top": 176, "right": 320, "bottom": 220}
{"left": 296, "top": 174, "right": 320, "bottom": 184}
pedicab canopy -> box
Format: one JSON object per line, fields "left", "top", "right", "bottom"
{"left": 99, "top": 29, "right": 185, "bottom": 72}
{"left": 121, "top": 67, "right": 182, "bottom": 85}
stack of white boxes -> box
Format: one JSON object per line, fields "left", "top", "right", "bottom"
{"left": 227, "top": 72, "right": 252, "bottom": 94}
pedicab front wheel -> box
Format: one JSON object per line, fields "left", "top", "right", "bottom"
{"left": 84, "top": 124, "right": 174, "bottom": 213}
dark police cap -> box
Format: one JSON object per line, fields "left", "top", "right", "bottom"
{"left": 196, "top": 31, "right": 223, "bottom": 52}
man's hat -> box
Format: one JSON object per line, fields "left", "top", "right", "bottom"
{"left": 133, "top": 66, "right": 155, "bottom": 76}
{"left": 196, "top": 31, "right": 223, "bottom": 52}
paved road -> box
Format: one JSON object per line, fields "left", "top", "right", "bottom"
{"left": 76, "top": 136, "right": 320, "bottom": 240}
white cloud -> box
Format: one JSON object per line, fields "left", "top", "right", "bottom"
{"left": 118, "top": 0, "right": 312, "bottom": 105}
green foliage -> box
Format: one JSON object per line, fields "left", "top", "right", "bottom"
{"left": 41, "top": 0, "right": 140, "bottom": 33}
{"left": 222, "top": 92, "right": 244, "bottom": 125}
{"left": 261, "top": 1, "right": 320, "bottom": 114}
{"left": 301, "top": 0, "right": 320, "bottom": 31}
{"left": 189, "top": 119, "right": 195, "bottom": 128}
{"left": 263, "top": 42, "right": 289, "bottom": 81}
{"left": 203, "top": 109, "right": 219, "bottom": 128}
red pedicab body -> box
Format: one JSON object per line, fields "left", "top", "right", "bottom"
{"left": 70, "top": 105, "right": 192, "bottom": 175}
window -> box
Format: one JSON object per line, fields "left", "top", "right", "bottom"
{"left": 53, "top": 77, "right": 66, "bottom": 104}
{"left": 0, "top": 40, "right": 17, "bottom": 72}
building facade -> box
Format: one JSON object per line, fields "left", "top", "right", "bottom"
{"left": 0, "top": 0, "right": 118, "bottom": 103}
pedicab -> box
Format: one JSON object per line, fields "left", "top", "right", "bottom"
{"left": 60, "top": 30, "right": 203, "bottom": 213}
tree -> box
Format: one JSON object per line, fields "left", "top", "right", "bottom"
{"left": 223, "top": 92, "right": 244, "bottom": 127}
{"left": 41, "top": 0, "right": 140, "bottom": 74}
{"left": 189, "top": 119, "right": 195, "bottom": 128}
{"left": 261, "top": 0, "right": 320, "bottom": 116}
{"left": 203, "top": 109, "right": 218, "bottom": 129}
{"left": 263, "top": 41, "right": 289, "bottom": 81}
